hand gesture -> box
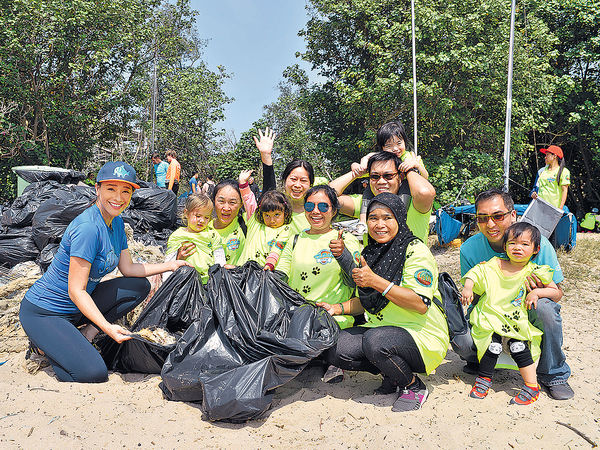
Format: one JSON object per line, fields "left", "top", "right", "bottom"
{"left": 531, "top": 192, "right": 539, "bottom": 200}
{"left": 239, "top": 169, "right": 254, "bottom": 185}
{"left": 525, "top": 291, "right": 539, "bottom": 310}
{"left": 106, "top": 324, "right": 132, "bottom": 344}
{"left": 461, "top": 287, "right": 474, "bottom": 306}
{"left": 351, "top": 162, "right": 367, "bottom": 178}
{"left": 329, "top": 229, "right": 345, "bottom": 257}
{"left": 170, "top": 259, "right": 191, "bottom": 271}
{"left": 176, "top": 241, "right": 196, "bottom": 260}
{"left": 253, "top": 127, "right": 276, "bottom": 156}
{"left": 352, "top": 256, "right": 376, "bottom": 288}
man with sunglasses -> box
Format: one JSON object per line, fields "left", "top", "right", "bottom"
{"left": 329, "top": 151, "right": 435, "bottom": 242}
{"left": 457, "top": 188, "right": 573, "bottom": 400}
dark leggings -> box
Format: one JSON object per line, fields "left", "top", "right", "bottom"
{"left": 325, "top": 326, "right": 425, "bottom": 388}
{"left": 19, "top": 277, "right": 150, "bottom": 383}
{"left": 478, "top": 333, "right": 534, "bottom": 379}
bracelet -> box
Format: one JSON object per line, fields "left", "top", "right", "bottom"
{"left": 406, "top": 167, "right": 420, "bottom": 175}
{"left": 338, "top": 302, "right": 345, "bottom": 315}
{"left": 264, "top": 262, "right": 275, "bottom": 271}
{"left": 382, "top": 282, "right": 395, "bottom": 297}
{"left": 239, "top": 182, "right": 249, "bottom": 188}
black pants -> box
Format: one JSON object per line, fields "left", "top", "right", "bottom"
{"left": 325, "top": 326, "right": 425, "bottom": 388}
{"left": 478, "top": 333, "right": 534, "bottom": 379}
{"left": 168, "top": 180, "right": 179, "bottom": 195}
{"left": 20, "top": 277, "right": 150, "bottom": 383}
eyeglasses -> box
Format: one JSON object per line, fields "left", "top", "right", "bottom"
{"left": 369, "top": 172, "right": 399, "bottom": 181}
{"left": 304, "top": 202, "right": 331, "bottom": 213}
{"left": 475, "top": 211, "right": 513, "bottom": 223}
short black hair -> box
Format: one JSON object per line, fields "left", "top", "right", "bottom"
{"left": 304, "top": 184, "right": 340, "bottom": 218}
{"left": 281, "top": 159, "right": 314, "bottom": 185}
{"left": 212, "top": 179, "right": 241, "bottom": 204}
{"left": 502, "top": 222, "right": 541, "bottom": 252}
{"left": 376, "top": 120, "right": 410, "bottom": 151}
{"left": 256, "top": 190, "right": 292, "bottom": 225}
{"left": 475, "top": 188, "right": 515, "bottom": 213}
{"left": 151, "top": 152, "right": 160, "bottom": 159}
{"left": 366, "top": 151, "right": 401, "bottom": 173}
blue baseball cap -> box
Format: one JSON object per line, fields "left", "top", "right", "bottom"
{"left": 96, "top": 161, "right": 140, "bottom": 189}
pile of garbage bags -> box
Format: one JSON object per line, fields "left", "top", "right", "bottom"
{"left": 100, "top": 263, "right": 339, "bottom": 422}
{"left": 0, "top": 178, "right": 180, "bottom": 270}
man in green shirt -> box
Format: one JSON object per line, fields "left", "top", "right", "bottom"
{"left": 329, "top": 152, "right": 435, "bottom": 242}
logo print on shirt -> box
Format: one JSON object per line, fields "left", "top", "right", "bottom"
{"left": 511, "top": 287, "right": 525, "bottom": 307}
{"left": 353, "top": 251, "right": 361, "bottom": 265}
{"left": 314, "top": 249, "right": 333, "bottom": 265}
{"left": 414, "top": 269, "right": 433, "bottom": 287}
{"left": 227, "top": 238, "right": 240, "bottom": 251}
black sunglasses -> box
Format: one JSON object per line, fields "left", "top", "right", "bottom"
{"left": 304, "top": 202, "right": 331, "bottom": 212}
{"left": 369, "top": 172, "right": 399, "bottom": 181}
{"left": 475, "top": 210, "right": 513, "bottom": 223}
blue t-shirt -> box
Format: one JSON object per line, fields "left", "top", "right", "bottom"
{"left": 189, "top": 176, "right": 198, "bottom": 193}
{"left": 459, "top": 232, "right": 564, "bottom": 284}
{"left": 154, "top": 161, "right": 169, "bottom": 188}
{"left": 24, "top": 205, "right": 128, "bottom": 314}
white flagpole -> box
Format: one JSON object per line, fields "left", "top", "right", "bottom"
{"left": 411, "top": 0, "right": 418, "bottom": 155}
{"left": 503, "top": 0, "right": 517, "bottom": 192}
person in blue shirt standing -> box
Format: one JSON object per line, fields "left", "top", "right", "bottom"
{"left": 456, "top": 188, "right": 573, "bottom": 400}
{"left": 151, "top": 152, "right": 169, "bottom": 188}
{"left": 19, "top": 161, "right": 189, "bottom": 383}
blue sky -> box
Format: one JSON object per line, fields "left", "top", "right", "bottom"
{"left": 192, "top": 0, "right": 314, "bottom": 139}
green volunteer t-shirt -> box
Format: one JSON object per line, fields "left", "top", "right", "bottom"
{"left": 212, "top": 216, "right": 245, "bottom": 265}
{"left": 238, "top": 214, "right": 291, "bottom": 266}
{"left": 348, "top": 194, "right": 430, "bottom": 243}
{"left": 462, "top": 257, "right": 554, "bottom": 362}
{"left": 537, "top": 166, "right": 571, "bottom": 208}
{"left": 276, "top": 229, "right": 362, "bottom": 329}
{"left": 166, "top": 227, "right": 222, "bottom": 284}
{"left": 362, "top": 240, "right": 449, "bottom": 374}
{"left": 289, "top": 211, "right": 311, "bottom": 235}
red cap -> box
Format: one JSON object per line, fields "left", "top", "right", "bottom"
{"left": 540, "top": 145, "right": 563, "bottom": 159}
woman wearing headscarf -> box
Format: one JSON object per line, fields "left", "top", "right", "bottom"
{"left": 322, "top": 193, "right": 449, "bottom": 412}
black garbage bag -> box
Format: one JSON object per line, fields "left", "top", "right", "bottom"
{"left": 160, "top": 261, "right": 339, "bottom": 422}
{"left": 13, "top": 167, "right": 85, "bottom": 184}
{"left": 122, "top": 187, "right": 177, "bottom": 232}
{"left": 1, "top": 181, "right": 64, "bottom": 227}
{"left": 0, "top": 227, "right": 40, "bottom": 267}
{"left": 31, "top": 185, "right": 96, "bottom": 250}
{"left": 98, "top": 266, "right": 207, "bottom": 374}
{"left": 132, "top": 228, "right": 172, "bottom": 250}
{"left": 36, "top": 243, "right": 60, "bottom": 272}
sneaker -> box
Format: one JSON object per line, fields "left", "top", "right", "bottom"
{"left": 392, "top": 378, "right": 428, "bottom": 412}
{"left": 469, "top": 376, "right": 492, "bottom": 399}
{"left": 510, "top": 385, "right": 540, "bottom": 405}
{"left": 374, "top": 376, "right": 398, "bottom": 395}
{"left": 321, "top": 365, "right": 344, "bottom": 384}
{"left": 543, "top": 382, "right": 574, "bottom": 401}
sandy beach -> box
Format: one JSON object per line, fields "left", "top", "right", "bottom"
{"left": 1, "top": 234, "right": 599, "bottom": 449}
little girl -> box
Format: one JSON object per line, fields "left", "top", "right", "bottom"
{"left": 352, "top": 120, "right": 429, "bottom": 222}
{"left": 165, "top": 193, "right": 225, "bottom": 283}
{"left": 461, "top": 222, "right": 561, "bottom": 405}
{"left": 238, "top": 170, "right": 292, "bottom": 268}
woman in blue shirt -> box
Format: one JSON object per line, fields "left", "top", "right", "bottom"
{"left": 19, "top": 162, "right": 189, "bottom": 383}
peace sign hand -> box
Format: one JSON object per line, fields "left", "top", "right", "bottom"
{"left": 329, "top": 229, "right": 345, "bottom": 257}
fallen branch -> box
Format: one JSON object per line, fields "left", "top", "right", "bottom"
{"left": 556, "top": 421, "right": 598, "bottom": 448}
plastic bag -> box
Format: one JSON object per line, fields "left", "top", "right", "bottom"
{"left": 31, "top": 185, "right": 95, "bottom": 250}
{"left": 160, "top": 261, "right": 339, "bottom": 422}
{"left": 1, "top": 181, "right": 64, "bottom": 227}
{"left": 13, "top": 167, "right": 85, "bottom": 184}
{"left": 37, "top": 243, "right": 59, "bottom": 272}
{"left": 98, "top": 266, "right": 207, "bottom": 374}
{"left": 122, "top": 187, "right": 177, "bottom": 232}
{"left": 0, "top": 227, "right": 40, "bottom": 267}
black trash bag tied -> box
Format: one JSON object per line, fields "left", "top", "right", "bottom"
{"left": 0, "top": 226, "right": 39, "bottom": 268}
{"left": 98, "top": 266, "right": 207, "bottom": 375}
{"left": 1, "top": 181, "right": 64, "bottom": 228}
{"left": 122, "top": 187, "right": 177, "bottom": 232}
{"left": 160, "top": 261, "right": 339, "bottom": 423}
{"left": 13, "top": 167, "right": 85, "bottom": 184}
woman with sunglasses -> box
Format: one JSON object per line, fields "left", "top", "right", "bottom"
{"left": 254, "top": 127, "right": 313, "bottom": 234}
{"left": 323, "top": 193, "right": 449, "bottom": 412}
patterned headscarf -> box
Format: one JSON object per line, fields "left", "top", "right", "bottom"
{"left": 359, "top": 193, "right": 418, "bottom": 314}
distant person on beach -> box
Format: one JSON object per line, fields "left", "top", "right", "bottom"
{"left": 151, "top": 153, "right": 169, "bottom": 188}
{"left": 202, "top": 175, "right": 216, "bottom": 198}
{"left": 531, "top": 145, "right": 570, "bottom": 210}
{"left": 189, "top": 171, "right": 199, "bottom": 194}
{"left": 457, "top": 188, "right": 574, "bottom": 400}
{"left": 19, "top": 162, "right": 188, "bottom": 383}
{"left": 165, "top": 150, "right": 181, "bottom": 194}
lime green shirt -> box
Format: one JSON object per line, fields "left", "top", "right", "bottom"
{"left": 276, "top": 229, "right": 362, "bottom": 329}
{"left": 238, "top": 215, "right": 291, "bottom": 266}
{"left": 289, "top": 211, "right": 311, "bottom": 235}
{"left": 362, "top": 240, "right": 449, "bottom": 374}
{"left": 536, "top": 166, "right": 570, "bottom": 208}
{"left": 348, "top": 194, "right": 430, "bottom": 243}
{"left": 462, "top": 257, "right": 554, "bottom": 362}
{"left": 166, "top": 227, "right": 222, "bottom": 283}
{"left": 212, "top": 217, "right": 245, "bottom": 265}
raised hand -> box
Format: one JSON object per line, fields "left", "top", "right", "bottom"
{"left": 352, "top": 256, "right": 376, "bottom": 288}
{"left": 253, "top": 127, "right": 277, "bottom": 165}
{"left": 329, "top": 229, "right": 345, "bottom": 257}
{"left": 239, "top": 169, "right": 254, "bottom": 185}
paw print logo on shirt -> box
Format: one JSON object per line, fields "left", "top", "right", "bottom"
{"left": 302, "top": 285, "right": 311, "bottom": 294}
{"left": 312, "top": 267, "right": 320, "bottom": 276}
{"left": 511, "top": 310, "right": 520, "bottom": 321}
{"left": 502, "top": 324, "right": 511, "bottom": 334}
{"left": 512, "top": 324, "right": 521, "bottom": 333}
{"left": 300, "top": 271, "right": 308, "bottom": 280}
